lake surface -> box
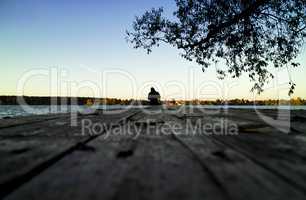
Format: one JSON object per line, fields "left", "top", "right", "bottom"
{"left": 189, "top": 105, "right": 306, "bottom": 110}
{"left": 0, "top": 105, "right": 306, "bottom": 119}
{"left": 0, "top": 105, "right": 144, "bottom": 119}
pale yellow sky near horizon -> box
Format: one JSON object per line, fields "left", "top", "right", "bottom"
{"left": 1, "top": 0, "right": 305, "bottom": 100}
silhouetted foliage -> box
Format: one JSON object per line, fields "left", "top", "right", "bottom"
{"left": 167, "top": 98, "right": 306, "bottom": 105}
{"left": 126, "top": 0, "right": 306, "bottom": 95}
{"left": 0, "top": 96, "right": 150, "bottom": 106}
{"left": 0, "top": 96, "right": 305, "bottom": 106}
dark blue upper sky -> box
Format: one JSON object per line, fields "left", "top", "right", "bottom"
{"left": 0, "top": 0, "right": 305, "bottom": 99}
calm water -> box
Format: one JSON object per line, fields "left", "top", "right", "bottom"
{"left": 0, "top": 105, "right": 305, "bottom": 119}
{"left": 0, "top": 105, "right": 143, "bottom": 119}
{"left": 189, "top": 105, "right": 306, "bottom": 110}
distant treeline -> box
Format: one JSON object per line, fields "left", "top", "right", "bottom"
{"left": 0, "top": 96, "right": 305, "bottom": 106}
{"left": 0, "top": 96, "right": 149, "bottom": 105}
{"left": 175, "top": 98, "right": 306, "bottom": 106}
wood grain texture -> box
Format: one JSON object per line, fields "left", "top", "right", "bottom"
{"left": 1, "top": 107, "right": 306, "bottom": 200}
{"left": 0, "top": 109, "right": 139, "bottom": 197}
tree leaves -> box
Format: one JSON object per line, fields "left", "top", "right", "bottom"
{"left": 126, "top": 0, "right": 306, "bottom": 94}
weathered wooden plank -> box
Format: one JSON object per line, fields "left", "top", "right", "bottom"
{"left": 180, "top": 109, "right": 306, "bottom": 194}
{"left": 4, "top": 112, "right": 227, "bottom": 200}
{"left": 112, "top": 135, "right": 226, "bottom": 200}
{"left": 0, "top": 109, "right": 139, "bottom": 198}
{"left": 0, "top": 113, "right": 70, "bottom": 129}
{"left": 211, "top": 133, "right": 306, "bottom": 193}
{"left": 179, "top": 107, "right": 306, "bottom": 131}
{"left": 0, "top": 109, "right": 140, "bottom": 138}
{"left": 180, "top": 108, "right": 306, "bottom": 194}
{"left": 3, "top": 135, "right": 134, "bottom": 200}
{"left": 1, "top": 108, "right": 306, "bottom": 200}
{"left": 114, "top": 111, "right": 306, "bottom": 199}
{"left": 170, "top": 120, "right": 306, "bottom": 199}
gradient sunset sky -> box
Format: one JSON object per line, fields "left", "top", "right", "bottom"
{"left": 1, "top": 0, "right": 305, "bottom": 100}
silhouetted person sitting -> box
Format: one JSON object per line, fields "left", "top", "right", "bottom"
{"left": 148, "top": 87, "right": 161, "bottom": 105}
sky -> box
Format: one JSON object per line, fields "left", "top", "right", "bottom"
{"left": 0, "top": 0, "right": 305, "bottom": 100}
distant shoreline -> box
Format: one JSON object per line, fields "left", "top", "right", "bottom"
{"left": 0, "top": 96, "right": 305, "bottom": 106}
{"left": 1, "top": 105, "right": 306, "bottom": 120}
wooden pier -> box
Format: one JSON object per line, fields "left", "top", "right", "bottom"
{"left": 0, "top": 107, "right": 306, "bottom": 200}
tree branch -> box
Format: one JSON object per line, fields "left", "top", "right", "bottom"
{"left": 183, "top": 0, "right": 268, "bottom": 48}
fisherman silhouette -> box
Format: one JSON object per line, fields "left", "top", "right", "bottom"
{"left": 148, "top": 87, "right": 161, "bottom": 105}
